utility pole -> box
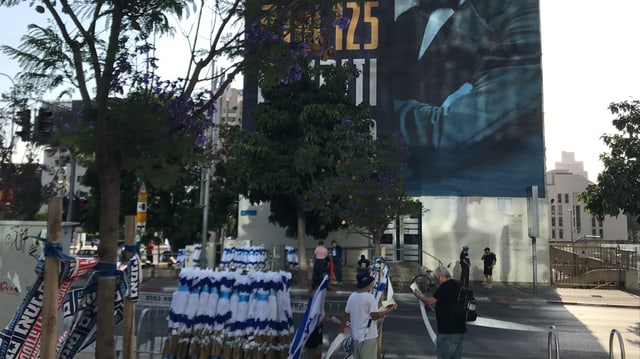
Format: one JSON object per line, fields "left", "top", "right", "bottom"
{"left": 0, "top": 73, "right": 17, "bottom": 149}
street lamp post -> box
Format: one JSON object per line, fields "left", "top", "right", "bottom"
{"left": 0, "top": 73, "right": 17, "bottom": 149}
{"left": 568, "top": 207, "right": 576, "bottom": 281}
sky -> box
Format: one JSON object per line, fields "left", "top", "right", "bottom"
{"left": 1, "top": 0, "right": 640, "bottom": 182}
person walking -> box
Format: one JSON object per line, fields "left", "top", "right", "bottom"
{"left": 412, "top": 265, "right": 466, "bottom": 359}
{"left": 341, "top": 271, "right": 397, "bottom": 359}
{"left": 312, "top": 241, "right": 329, "bottom": 286}
{"left": 330, "top": 240, "right": 343, "bottom": 284}
{"left": 481, "top": 247, "right": 497, "bottom": 288}
{"left": 459, "top": 245, "right": 470, "bottom": 287}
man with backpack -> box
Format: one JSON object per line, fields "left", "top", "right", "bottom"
{"left": 412, "top": 265, "right": 466, "bottom": 359}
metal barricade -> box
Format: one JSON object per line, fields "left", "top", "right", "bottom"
{"left": 135, "top": 306, "right": 170, "bottom": 359}
{"left": 548, "top": 325, "right": 560, "bottom": 359}
{"left": 609, "top": 329, "right": 626, "bottom": 359}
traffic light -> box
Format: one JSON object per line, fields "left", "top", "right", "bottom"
{"left": 73, "top": 196, "right": 88, "bottom": 223}
{"left": 15, "top": 109, "right": 32, "bottom": 141}
{"left": 35, "top": 109, "right": 53, "bottom": 136}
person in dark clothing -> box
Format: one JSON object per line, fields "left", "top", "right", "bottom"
{"left": 330, "top": 240, "right": 343, "bottom": 284}
{"left": 459, "top": 245, "right": 470, "bottom": 287}
{"left": 481, "top": 247, "right": 497, "bottom": 288}
{"left": 413, "top": 265, "right": 466, "bottom": 359}
{"left": 357, "top": 255, "right": 371, "bottom": 272}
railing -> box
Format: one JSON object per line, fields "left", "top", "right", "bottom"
{"left": 609, "top": 329, "right": 626, "bottom": 359}
{"left": 548, "top": 325, "right": 560, "bottom": 359}
{"left": 135, "top": 307, "right": 170, "bottom": 359}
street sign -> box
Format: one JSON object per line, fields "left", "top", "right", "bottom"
{"left": 136, "top": 182, "right": 147, "bottom": 233}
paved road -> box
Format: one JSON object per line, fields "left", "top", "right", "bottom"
{"left": 75, "top": 280, "right": 639, "bottom": 358}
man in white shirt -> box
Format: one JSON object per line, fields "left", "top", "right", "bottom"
{"left": 340, "top": 271, "right": 397, "bottom": 358}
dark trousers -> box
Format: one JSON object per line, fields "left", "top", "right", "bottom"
{"left": 312, "top": 258, "right": 328, "bottom": 284}
{"left": 460, "top": 266, "right": 469, "bottom": 287}
{"left": 333, "top": 260, "right": 342, "bottom": 282}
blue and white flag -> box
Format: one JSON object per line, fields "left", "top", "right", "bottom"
{"left": 288, "top": 275, "right": 328, "bottom": 359}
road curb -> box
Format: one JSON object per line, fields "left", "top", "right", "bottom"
{"left": 546, "top": 299, "right": 640, "bottom": 309}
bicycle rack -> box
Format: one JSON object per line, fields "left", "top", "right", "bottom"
{"left": 547, "top": 325, "right": 560, "bottom": 359}
{"left": 609, "top": 329, "right": 626, "bottom": 359}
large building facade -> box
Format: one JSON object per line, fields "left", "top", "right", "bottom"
{"left": 240, "top": 1, "right": 549, "bottom": 284}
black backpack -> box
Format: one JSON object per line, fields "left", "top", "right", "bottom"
{"left": 455, "top": 287, "right": 477, "bottom": 322}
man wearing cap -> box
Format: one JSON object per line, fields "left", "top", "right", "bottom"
{"left": 341, "top": 271, "right": 397, "bottom": 359}
{"left": 413, "top": 265, "right": 466, "bottom": 358}
{"left": 459, "top": 245, "right": 470, "bottom": 287}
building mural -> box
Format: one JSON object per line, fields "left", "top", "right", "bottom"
{"left": 244, "top": 0, "right": 545, "bottom": 197}
{"left": 240, "top": 1, "right": 548, "bottom": 284}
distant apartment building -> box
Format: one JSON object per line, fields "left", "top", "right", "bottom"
{"left": 546, "top": 152, "right": 628, "bottom": 242}
{"left": 219, "top": 88, "right": 243, "bottom": 126}
{"left": 554, "top": 151, "right": 588, "bottom": 179}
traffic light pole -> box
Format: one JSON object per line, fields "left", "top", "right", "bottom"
{"left": 0, "top": 73, "right": 16, "bottom": 147}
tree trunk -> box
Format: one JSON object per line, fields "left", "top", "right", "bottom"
{"left": 297, "top": 210, "right": 308, "bottom": 270}
{"left": 95, "top": 154, "right": 122, "bottom": 359}
{"left": 93, "top": 2, "right": 125, "bottom": 357}
{"left": 373, "top": 227, "right": 384, "bottom": 257}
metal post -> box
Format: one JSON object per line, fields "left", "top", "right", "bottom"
{"left": 529, "top": 186, "right": 539, "bottom": 293}
{"left": 67, "top": 151, "right": 76, "bottom": 222}
{"left": 200, "top": 166, "right": 210, "bottom": 268}
{"left": 569, "top": 207, "right": 576, "bottom": 281}
{"left": 0, "top": 73, "right": 16, "bottom": 148}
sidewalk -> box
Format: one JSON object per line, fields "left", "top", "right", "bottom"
{"left": 471, "top": 284, "right": 640, "bottom": 308}
{"left": 140, "top": 276, "right": 640, "bottom": 308}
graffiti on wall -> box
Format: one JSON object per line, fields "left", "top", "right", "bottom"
{"left": 3, "top": 225, "right": 40, "bottom": 260}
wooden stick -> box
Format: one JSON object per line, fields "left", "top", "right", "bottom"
{"left": 122, "top": 215, "right": 136, "bottom": 359}
{"left": 41, "top": 196, "right": 62, "bottom": 359}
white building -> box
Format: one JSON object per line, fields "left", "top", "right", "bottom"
{"left": 546, "top": 153, "right": 628, "bottom": 243}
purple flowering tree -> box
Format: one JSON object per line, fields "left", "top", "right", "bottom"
{"left": 0, "top": 0, "right": 351, "bottom": 355}
{"left": 304, "top": 121, "right": 421, "bottom": 256}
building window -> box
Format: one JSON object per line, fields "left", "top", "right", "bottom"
{"left": 497, "top": 198, "right": 512, "bottom": 211}
{"left": 599, "top": 229, "right": 604, "bottom": 239}
{"left": 565, "top": 193, "right": 569, "bottom": 203}
{"left": 558, "top": 205, "right": 562, "bottom": 213}
{"left": 551, "top": 205, "right": 555, "bottom": 215}
{"left": 598, "top": 219, "right": 603, "bottom": 227}
{"left": 559, "top": 229, "right": 563, "bottom": 239}
{"left": 558, "top": 217, "right": 563, "bottom": 226}
{"left": 551, "top": 229, "right": 555, "bottom": 239}
{"left": 592, "top": 228, "right": 596, "bottom": 236}
{"left": 557, "top": 193, "right": 562, "bottom": 203}
{"left": 551, "top": 217, "right": 556, "bottom": 227}
{"left": 592, "top": 217, "right": 596, "bottom": 227}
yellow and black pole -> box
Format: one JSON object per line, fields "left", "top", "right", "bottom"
{"left": 136, "top": 182, "right": 147, "bottom": 244}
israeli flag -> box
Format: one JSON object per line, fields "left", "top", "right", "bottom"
{"left": 288, "top": 275, "right": 329, "bottom": 359}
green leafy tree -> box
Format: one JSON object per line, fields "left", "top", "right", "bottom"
{"left": 218, "top": 63, "right": 369, "bottom": 270}
{"left": 305, "top": 128, "right": 420, "bottom": 255}
{"left": 580, "top": 100, "right": 640, "bottom": 223}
